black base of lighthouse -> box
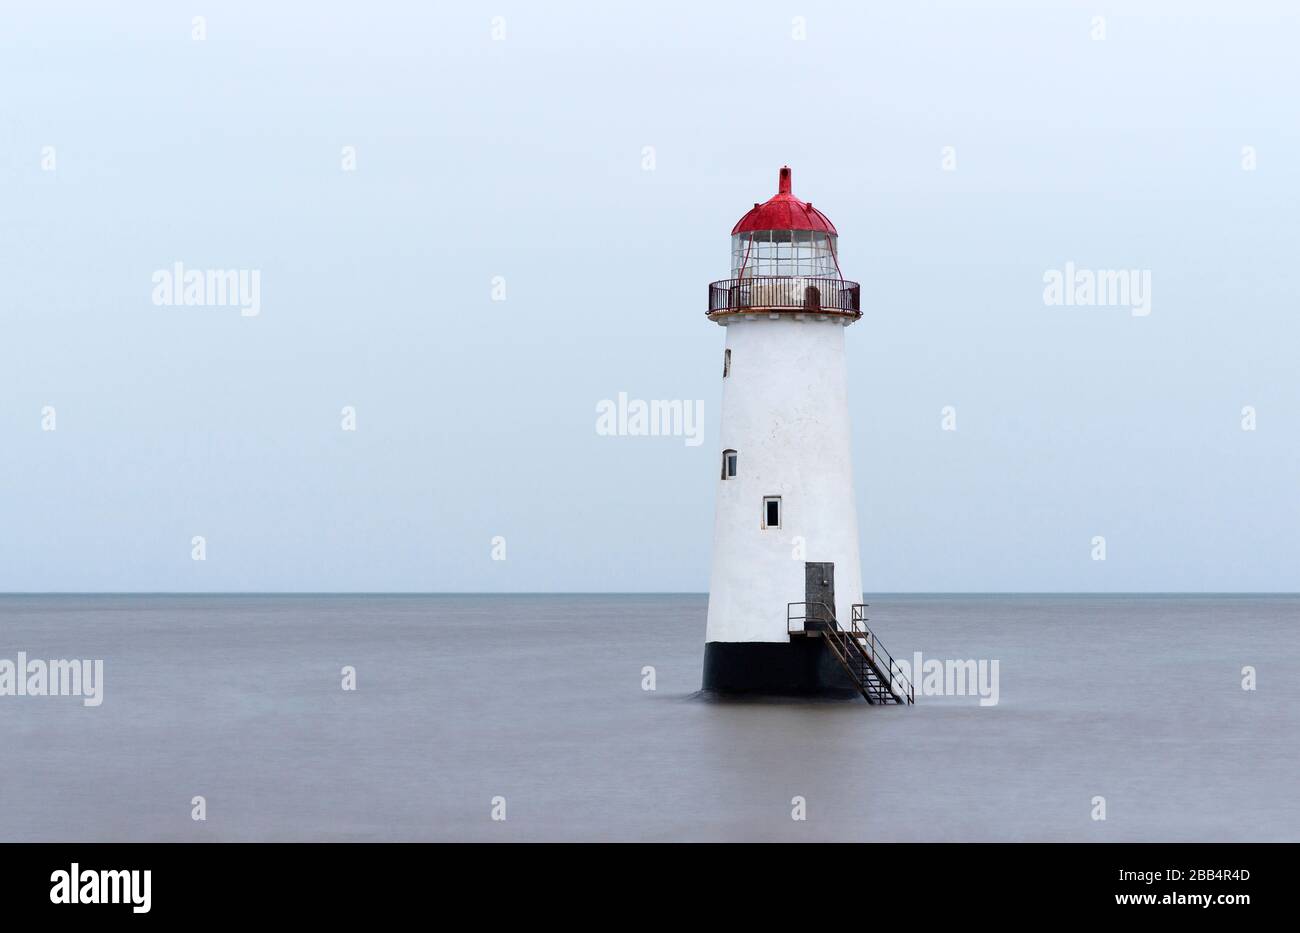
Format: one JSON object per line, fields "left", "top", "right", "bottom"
{"left": 701, "top": 638, "right": 860, "bottom": 698}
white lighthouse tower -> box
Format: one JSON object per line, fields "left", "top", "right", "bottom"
{"left": 703, "top": 167, "right": 909, "bottom": 703}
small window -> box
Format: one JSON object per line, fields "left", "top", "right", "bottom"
{"left": 721, "top": 449, "right": 738, "bottom": 480}
{"left": 763, "top": 496, "right": 781, "bottom": 528}
{"left": 723, "top": 348, "right": 731, "bottom": 378}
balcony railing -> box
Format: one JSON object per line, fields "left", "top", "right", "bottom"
{"left": 707, "top": 276, "right": 861, "bottom": 318}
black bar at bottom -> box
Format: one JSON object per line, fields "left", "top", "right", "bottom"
{"left": 0, "top": 842, "right": 1287, "bottom": 920}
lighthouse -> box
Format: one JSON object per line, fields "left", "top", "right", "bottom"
{"left": 702, "top": 167, "right": 911, "bottom": 703}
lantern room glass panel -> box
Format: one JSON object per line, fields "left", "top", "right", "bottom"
{"left": 732, "top": 231, "right": 838, "bottom": 278}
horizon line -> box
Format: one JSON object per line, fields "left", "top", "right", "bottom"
{"left": 1, "top": 591, "right": 1297, "bottom": 597}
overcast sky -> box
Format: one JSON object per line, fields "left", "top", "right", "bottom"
{"left": 2, "top": 1, "right": 1297, "bottom": 592}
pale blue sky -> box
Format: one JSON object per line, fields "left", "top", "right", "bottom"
{"left": 1, "top": 1, "right": 1297, "bottom": 592}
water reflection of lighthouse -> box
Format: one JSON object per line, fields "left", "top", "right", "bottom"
{"left": 702, "top": 167, "right": 911, "bottom": 704}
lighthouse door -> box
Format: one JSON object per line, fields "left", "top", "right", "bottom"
{"left": 804, "top": 562, "right": 836, "bottom": 632}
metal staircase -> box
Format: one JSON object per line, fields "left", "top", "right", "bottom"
{"left": 788, "top": 602, "right": 914, "bottom": 704}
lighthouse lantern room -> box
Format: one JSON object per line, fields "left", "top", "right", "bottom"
{"left": 702, "top": 167, "right": 912, "bottom": 704}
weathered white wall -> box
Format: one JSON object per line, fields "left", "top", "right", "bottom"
{"left": 705, "top": 315, "right": 864, "bottom": 643}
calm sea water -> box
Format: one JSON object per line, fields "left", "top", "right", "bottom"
{"left": 0, "top": 594, "right": 1296, "bottom": 841}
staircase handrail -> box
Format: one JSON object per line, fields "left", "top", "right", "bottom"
{"left": 850, "top": 604, "right": 914, "bottom": 704}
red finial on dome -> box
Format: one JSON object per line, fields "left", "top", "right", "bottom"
{"left": 731, "top": 166, "right": 837, "bottom": 236}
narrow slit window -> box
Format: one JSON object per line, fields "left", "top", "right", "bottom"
{"left": 723, "top": 348, "right": 731, "bottom": 378}
{"left": 721, "top": 449, "right": 738, "bottom": 480}
{"left": 763, "top": 496, "right": 781, "bottom": 528}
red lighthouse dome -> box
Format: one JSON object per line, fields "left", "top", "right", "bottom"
{"left": 731, "top": 166, "right": 837, "bottom": 236}
{"left": 708, "top": 166, "right": 860, "bottom": 322}
{"left": 727, "top": 166, "right": 844, "bottom": 283}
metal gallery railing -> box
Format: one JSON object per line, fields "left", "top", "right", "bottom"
{"left": 708, "top": 276, "right": 861, "bottom": 317}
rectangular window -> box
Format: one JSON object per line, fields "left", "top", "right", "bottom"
{"left": 763, "top": 496, "right": 781, "bottom": 529}
{"left": 723, "top": 348, "right": 731, "bottom": 378}
{"left": 722, "top": 450, "right": 737, "bottom": 479}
